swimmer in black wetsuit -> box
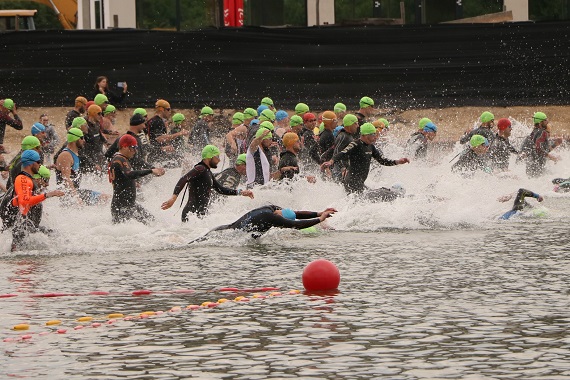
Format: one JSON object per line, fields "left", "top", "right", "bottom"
{"left": 200, "top": 205, "right": 336, "bottom": 240}
{"left": 499, "top": 188, "right": 543, "bottom": 220}
{"left": 109, "top": 135, "right": 165, "bottom": 224}
{"left": 321, "top": 123, "right": 409, "bottom": 194}
{"left": 161, "top": 145, "right": 254, "bottom": 221}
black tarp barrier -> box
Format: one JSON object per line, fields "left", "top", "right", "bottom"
{"left": 1, "top": 22, "right": 569, "bottom": 110}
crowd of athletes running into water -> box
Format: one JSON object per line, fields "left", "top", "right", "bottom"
{"left": 0, "top": 76, "right": 569, "bottom": 250}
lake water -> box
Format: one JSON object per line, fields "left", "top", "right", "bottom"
{"left": 1, "top": 125, "right": 569, "bottom": 379}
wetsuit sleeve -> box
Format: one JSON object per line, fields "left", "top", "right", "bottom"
{"left": 512, "top": 188, "right": 539, "bottom": 211}
{"left": 3, "top": 113, "right": 23, "bottom": 131}
{"left": 371, "top": 145, "right": 397, "bottom": 166}
{"left": 172, "top": 168, "right": 197, "bottom": 195}
{"left": 332, "top": 140, "right": 357, "bottom": 163}
{"left": 459, "top": 130, "right": 474, "bottom": 144}
{"left": 212, "top": 173, "right": 239, "bottom": 196}
{"left": 294, "top": 211, "right": 319, "bottom": 219}
{"left": 112, "top": 157, "right": 152, "bottom": 180}
{"left": 13, "top": 175, "right": 46, "bottom": 216}
{"left": 105, "top": 138, "right": 119, "bottom": 159}
{"left": 266, "top": 213, "right": 322, "bottom": 229}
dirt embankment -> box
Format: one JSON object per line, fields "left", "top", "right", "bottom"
{"left": 2, "top": 105, "right": 569, "bottom": 156}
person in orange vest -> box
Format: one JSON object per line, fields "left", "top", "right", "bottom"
{"left": 9, "top": 150, "right": 64, "bottom": 251}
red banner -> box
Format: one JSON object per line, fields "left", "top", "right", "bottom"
{"left": 223, "top": 0, "right": 236, "bottom": 27}
{"left": 235, "top": 0, "right": 244, "bottom": 27}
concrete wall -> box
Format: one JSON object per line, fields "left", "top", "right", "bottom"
{"left": 307, "top": 0, "right": 335, "bottom": 26}
{"left": 504, "top": 0, "right": 529, "bottom": 22}
{"left": 104, "top": 0, "right": 136, "bottom": 28}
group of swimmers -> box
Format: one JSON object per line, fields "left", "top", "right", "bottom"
{"left": 0, "top": 92, "right": 568, "bottom": 250}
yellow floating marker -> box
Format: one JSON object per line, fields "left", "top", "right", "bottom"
{"left": 107, "top": 313, "right": 124, "bottom": 319}
{"left": 186, "top": 304, "right": 200, "bottom": 310}
{"left": 201, "top": 301, "right": 213, "bottom": 307}
{"left": 12, "top": 324, "right": 29, "bottom": 331}
{"left": 252, "top": 294, "right": 266, "bottom": 299}
{"left": 270, "top": 292, "right": 282, "bottom": 297}
{"left": 46, "top": 320, "right": 62, "bottom": 326}
{"left": 140, "top": 311, "right": 156, "bottom": 316}
{"left": 234, "top": 296, "right": 245, "bottom": 301}
{"left": 77, "top": 316, "right": 93, "bottom": 322}
{"left": 289, "top": 289, "right": 301, "bottom": 294}
{"left": 217, "top": 298, "right": 229, "bottom": 304}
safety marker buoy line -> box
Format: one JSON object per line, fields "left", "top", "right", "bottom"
{"left": 0, "top": 287, "right": 281, "bottom": 300}
{"left": 2, "top": 289, "right": 302, "bottom": 343}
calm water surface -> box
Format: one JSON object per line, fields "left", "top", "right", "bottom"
{"left": 1, "top": 223, "right": 569, "bottom": 379}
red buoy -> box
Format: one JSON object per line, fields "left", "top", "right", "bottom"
{"left": 302, "top": 259, "right": 340, "bottom": 291}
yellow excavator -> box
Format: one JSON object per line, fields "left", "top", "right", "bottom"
{"left": 14, "top": 0, "right": 77, "bottom": 29}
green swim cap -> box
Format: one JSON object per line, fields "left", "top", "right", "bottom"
{"left": 33, "top": 165, "right": 51, "bottom": 180}
{"left": 360, "top": 123, "right": 377, "bottom": 136}
{"left": 236, "top": 153, "right": 247, "bottom": 165}
{"left": 334, "top": 103, "right": 347, "bottom": 113}
{"left": 290, "top": 115, "right": 303, "bottom": 127}
{"left": 359, "top": 96, "right": 374, "bottom": 108}
{"left": 201, "top": 106, "right": 214, "bottom": 116}
{"left": 259, "top": 109, "right": 276, "bottom": 122}
{"left": 21, "top": 135, "right": 41, "bottom": 150}
{"left": 94, "top": 94, "right": 108, "bottom": 106}
{"left": 243, "top": 108, "right": 257, "bottom": 119}
{"left": 480, "top": 111, "right": 494, "bottom": 124}
{"left": 470, "top": 134, "right": 489, "bottom": 148}
{"left": 343, "top": 114, "right": 358, "bottom": 127}
{"left": 261, "top": 97, "right": 274, "bottom": 107}
{"left": 67, "top": 127, "right": 84, "bottom": 143}
{"left": 419, "top": 117, "right": 432, "bottom": 129}
{"left": 255, "top": 127, "right": 273, "bottom": 140}
{"left": 232, "top": 112, "right": 245, "bottom": 125}
{"left": 378, "top": 118, "right": 389, "bottom": 128}
{"left": 133, "top": 108, "right": 148, "bottom": 117}
{"left": 260, "top": 120, "right": 275, "bottom": 131}
{"left": 172, "top": 113, "right": 185, "bottom": 124}
{"left": 533, "top": 112, "right": 547, "bottom": 124}
{"left": 103, "top": 104, "right": 116, "bottom": 115}
{"left": 72, "top": 117, "right": 87, "bottom": 129}
{"left": 295, "top": 103, "right": 309, "bottom": 115}
{"left": 3, "top": 98, "right": 14, "bottom": 110}
{"left": 360, "top": 123, "right": 377, "bottom": 135}
{"left": 201, "top": 144, "right": 220, "bottom": 159}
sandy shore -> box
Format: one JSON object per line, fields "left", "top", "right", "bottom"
{"left": 2, "top": 105, "right": 569, "bottom": 156}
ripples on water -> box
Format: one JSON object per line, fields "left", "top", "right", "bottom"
{"left": 1, "top": 125, "right": 569, "bottom": 378}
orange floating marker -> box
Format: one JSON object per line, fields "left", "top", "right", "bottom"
{"left": 140, "top": 311, "right": 156, "bottom": 316}
{"left": 21, "top": 335, "right": 32, "bottom": 340}
{"left": 132, "top": 290, "right": 152, "bottom": 296}
{"left": 302, "top": 259, "right": 341, "bottom": 291}
{"left": 12, "top": 324, "right": 29, "bottom": 331}
{"left": 91, "top": 323, "right": 101, "bottom": 328}
{"left": 77, "top": 316, "right": 93, "bottom": 322}
{"left": 289, "top": 289, "right": 301, "bottom": 294}
{"left": 186, "top": 305, "right": 200, "bottom": 310}
{"left": 217, "top": 298, "right": 229, "bottom": 304}
{"left": 269, "top": 292, "right": 282, "bottom": 297}
{"left": 252, "top": 294, "right": 266, "bottom": 299}
{"left": 46, "top": 320, "right": 62, "bottom": 326}
{"left": 57, "top": 329, "right": 67, "bottom": 334}
{"left": 234, "top": 296, "right": 249, "bottom": 302}
{"left": 74, "top": 326, "right": 84, "bottom": 330}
